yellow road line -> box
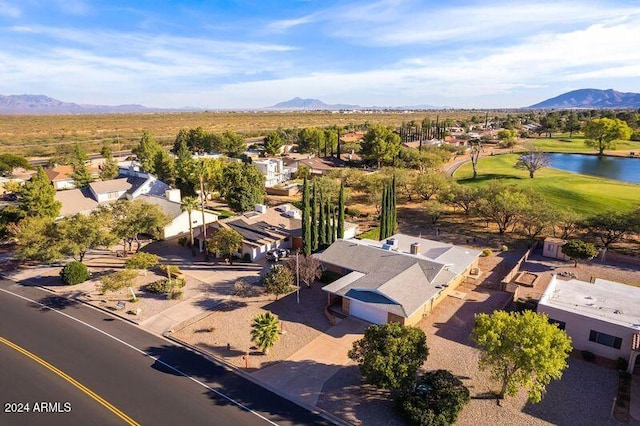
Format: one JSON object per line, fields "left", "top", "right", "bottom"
{"left": 0, "top": 336, "right": 139, "bottom": 426}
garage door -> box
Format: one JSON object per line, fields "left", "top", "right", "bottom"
{"left": 349, "top": 299, "right": 388, "bottom": 324}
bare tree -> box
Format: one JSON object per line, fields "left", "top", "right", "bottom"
{"left": 515, "top": 144, "right": 550, "bottom": 178}
{"left": 286, "top": 255, "right": 322, "bottom": 288}
{"left": 469, "top": 141, "right": 481, "bottom": 180}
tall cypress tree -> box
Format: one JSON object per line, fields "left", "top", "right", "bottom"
{"left": 336, "top": 128, "right": 341, "bottom": 160}
{"left": 337, "top": 182, "right": 345, "bottom": 239}
{"left": 302, "top": 176, "right": 311, "bottom": 255}
{"left": 318, "top": 193, "right": 326, "bottom": 246}
{"left": 311, "top": 181, "right": 318, "bottom": 251}
{"left": 379, "top": 183, "right": 387, "bottom": 241}
{"left": 390, "top": 175, "right": 397, "bottom": 235}
{"left": 324, "top": 201, "right": 331, "bottom": 244}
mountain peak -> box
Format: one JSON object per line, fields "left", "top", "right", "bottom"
{"left": 267, "top": 97, "right": 359, "bottom": 110}
{"left": 528, "top": 89, "right": 640, "bottom": 109}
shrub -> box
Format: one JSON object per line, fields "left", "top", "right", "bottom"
{"left": 481, "top": 249, "right": 493, "bottom": 257}
{"left": 60, "top": 261, "right": 90, "bottom": 285}
{"left": 178, "top": 236, "right": 188, "bottom": 246}
{"left": 167, "top": 290, "right": 183, "bottom": 300}
{"left": 100, "top": 269, "right": 138, "bottom": 294}
{"left": 501, "top": 245, "right": 509, "bottom": 252}
{"left": 397, "top": 370, "right": 470, "bottom": 426}
{"left": 159, "top": 264, "right": 182, "bottom": 278}
{"left": 125, "top": 252, "right": 159, "bottom": 270}
{"left": 144, "top": 278, "right": 185, "bottom": 294}
{"left": 320, "top": 270, "right": 342, "bottom": 283}
{"left": 345, "top": 206, "right": 362, "bottom": 217}
{"left": 581, "top": 350, "right": 596, "bottom": 362}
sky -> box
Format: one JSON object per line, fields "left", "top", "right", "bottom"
{"left": 1, "top": 0, "right": 639, "bottom": 109}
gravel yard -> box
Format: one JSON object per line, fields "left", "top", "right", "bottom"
{"left": 172, "top": 282, "right": 332, "bottom": 370}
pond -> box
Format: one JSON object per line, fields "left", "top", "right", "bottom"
{"left": 549, "top": 153, "right": 640, "bottom": 184}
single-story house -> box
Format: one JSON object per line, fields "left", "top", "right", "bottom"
{"left": 542, "top": 237, "right": 571, "bottom": 261}
{"left": 317, "top": 235, "right": 481, "bottom": 325}
{"left": 538, "top": 275, "right": 640, "bottom": 371}
{"left": 138, "top": 194, "right": 218, "bottom": 240}
{"left": 46, "top": 164, "right": 100, "bottom": 190}
{"left": 298, "top": 156, "right": 344, "bottom": 176}
{"left": 203, "top": 203, "right": 357, "bottom": 260}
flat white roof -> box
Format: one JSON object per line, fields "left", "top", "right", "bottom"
{"left": 539, "top": 275, "right": 640, "bottom": 330}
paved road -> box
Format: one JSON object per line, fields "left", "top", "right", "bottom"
{"left": 0, "top": 280, "right": 332, "bottom": 426}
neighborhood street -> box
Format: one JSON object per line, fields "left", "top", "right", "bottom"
{"left": 0, "top": 280, "right": 331, "bottom": 426}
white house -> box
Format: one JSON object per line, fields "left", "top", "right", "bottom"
{"left": 538, "top": 275, "right": 640, "bottom": 371}
{"left": 138, "top": 194, "right": 218, "bottom": 240}
{"left": 542, "top": 237, "right": 570, "bottom": 261}
{"left": 254, "top": 158, "right": 291, "bottom": 187}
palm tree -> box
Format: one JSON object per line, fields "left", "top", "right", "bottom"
{"left": 250, "top": 312, "right": 280, "bottom": 354}
{"left": 181, "top": 196, "right": 199, "bottom": 256}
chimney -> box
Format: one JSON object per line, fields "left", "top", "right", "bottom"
{"left": 410, "top": 242, "right": 421, "bottom": 255}
{"left": 255, "top": 204, "right": 267, "bottom": 214}
{"left": 165, "top": 188, "right": 181, "bottom": 203}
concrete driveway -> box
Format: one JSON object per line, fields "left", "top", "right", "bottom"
{"left": 251, "top": 317, "right": 368, "bottom": 407}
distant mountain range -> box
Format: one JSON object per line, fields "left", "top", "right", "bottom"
{"left": 266, "top": 97, "right": 443, "bottom": 110}
{"left": 528, "top": 89, "right": 640, "bottom": 109}
{"left": 0, "top": 94, "right": 193, "bottom": 115}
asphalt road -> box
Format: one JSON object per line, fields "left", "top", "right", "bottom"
{"left": 0, "top": 280, "right": 333, "bottom": 426}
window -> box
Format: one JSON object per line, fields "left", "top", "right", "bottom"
{"left": 589, "top": 330, "right": 622, "bottom": 349}
{"left": 548, "top": 319, "right": 566, "bottom": 330}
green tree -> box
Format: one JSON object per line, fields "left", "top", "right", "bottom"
{"left": 471, "top": 310, "right": 572, "bottom": 403}
{"left": 565, "top": 112, "right": 580, "bottom": 137}
{"left": 99, "top": 145, "right": 120, "bottom": 180}
{"left": 70, "top": 144, "right": 94, "bottom": 188}
{"left": 584, "top": 211, "right": 633, "bottom": 253}
{"left": 337, "top": 182, "right": 345, "bottom": 239}
{"left": 414, "top": 170, "right": 450, "bottom": 201}
{"left": 348, "top": 323, "right": 429, "bottom": 390}
{"left": 497, "top": 129, "right": 517, "bottom": 147}
{"left": 318, "top": 193, "right": 326, "bottom": 246}
{"left": 397, "top": 370, "right": 470, "bottom": 426}
{"left": 263, "top": 131, "right": 283, "bottom": 156}
{"left": 181, "top": 196, "right": 200, "bottom": 254}
{"left": 518, "top": 203, "right": 557, "bottom": 240}
{"left": 100, "top": 269, "right": 138, "bottom": 294}
{"left": 515, "top": 144, "right": 551, "bottom": 178}
{"left": 175, "top": 138, "right": 196, "bottom": 196}
{"left": 222, "top": 130, "right": 246, "bottom": 157}
{"left": 250, "top": 312, "right": 280, "bottom": 354}
{"left": 106, "top": 199, "right": 170, "bottom": 254}
{"left": 476, "top": 182, "right": 530, "bottom": 234}
{"left": 263, "top": 264, "right": 294, "bottom": 300}
{"left": 561, "top": 239, "right": 598, "bottom": 267}
{"left": 297, "top": 127, "right": 324, "bottom": 154}
{"left": 324, "top": 200, "right": 332, "bottom": 244}
{"left": 441, "top": 183, "right": 478, "bottom": 215}
{"left": 207, "top": 227, "right": 243, "bottom": 264}
{"left": 19, "top": 166, "right": 61, "bottom": 218}
{"left": 379, "top": 182, "right": 388, "bottom": 241}
{"left": 584, "top": 118, "right": 633, "bottom": 155}
{"left": 424, "top": 200, "right": 446, "bottom": 224}
{"left": 220, "top": 162, "right": 265, "bottom": 212}
{"left": 56, "top": 212, "right": 117, "bottom": 262}
{"left": 153, "top": 150, "right": 175, "bottom": 185}
{"left": 361, "top": 124, "right": 401, "bottom": 168}
{"left": 11, "top": 216, "right": 61, "bottom": 262}
{"left": 0, "top": 153, "right": 31, "bottom": 174}
{"left": 132, "top": 131, "right": 162, "bottom": 173}
{"left": 311, "top": 181, "right": 318, "bottom": 251}
{"left": 196, "top": 157, "right": 225, "bottom": 202}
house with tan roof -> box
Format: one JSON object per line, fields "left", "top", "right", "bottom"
{"left": 317, "top": 235, "right": 481, "bottom": 325}
{"left": 45, "top": 164, "right": 100, "bottom": 190}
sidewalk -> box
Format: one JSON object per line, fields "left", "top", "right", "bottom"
{"left": 631, "top": 375, "right": 640, "bottom": 422}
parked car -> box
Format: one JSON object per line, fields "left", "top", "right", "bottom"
{"left": 265, "top": 248, "right": 289, "bottom": 261}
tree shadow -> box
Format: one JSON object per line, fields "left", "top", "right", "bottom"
{"left": 29, "top": 295, "right": 80, "bottom": 311}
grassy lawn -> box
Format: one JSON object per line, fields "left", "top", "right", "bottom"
{"left": 454, "top": 154, "right": 640, "bottom": 217}
{"left": 357, "top": 227, "right": 380, "bottom": 240}
{"left": 528, "top": 135, "right": 640, "bottom": 153}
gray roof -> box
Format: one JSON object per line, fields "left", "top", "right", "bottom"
{"left": 89, "top": 178, "right": 132, "bottom": 194}
{"left": 317, "top": 239, "right": 463, "bottom": 318}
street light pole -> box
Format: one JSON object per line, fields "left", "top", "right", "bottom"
{"left": 296, "top": 251, "right": 300, "bottom": 304}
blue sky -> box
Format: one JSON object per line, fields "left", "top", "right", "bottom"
{"left": 1, "top": 0, "right": 639, "bottom": 108}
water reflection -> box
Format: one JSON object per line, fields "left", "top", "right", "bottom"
{"left": 549, "top": 153, "right": 640, "bottom": 184}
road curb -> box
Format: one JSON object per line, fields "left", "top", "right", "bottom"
{"left": 163, "top": 332, "right": 352, "bottom": 426}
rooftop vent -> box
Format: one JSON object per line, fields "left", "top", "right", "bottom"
{"left": 410, "top": 242, "right": 421, "bottom": 255}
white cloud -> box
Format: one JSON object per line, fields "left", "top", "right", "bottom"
{"left": 266, "top": 14, "right": 317, "bottom": 32}
{"left": 0, "top": 0, "right": 20, "bottom": 17}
